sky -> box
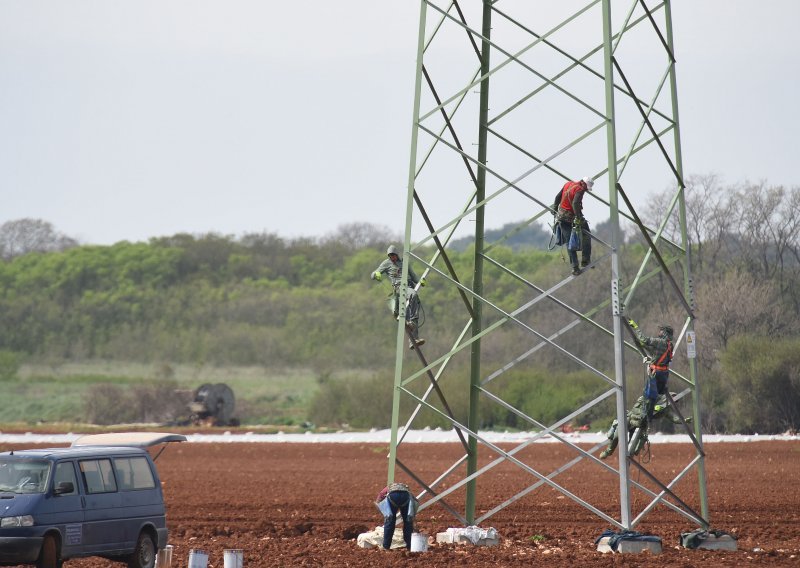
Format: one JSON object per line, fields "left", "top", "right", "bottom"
{"left": 1, "top": 1, "right": 798, "bottom": 246}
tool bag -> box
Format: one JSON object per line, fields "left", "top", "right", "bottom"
{"left": 567, "top": 226, "right": 582, "bottom": 251}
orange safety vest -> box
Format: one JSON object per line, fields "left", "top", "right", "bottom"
{"left": 649, "top": 340, "right": 673, "bottom": 372}
{"left": 559, "top": 180, "right": 586, "bottom": 214}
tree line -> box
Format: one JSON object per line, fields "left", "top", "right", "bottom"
{"left": 1, "top": 177, "right": 798, "bottom": 433}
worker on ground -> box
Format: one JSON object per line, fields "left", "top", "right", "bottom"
{"left": 628, "top": 319, "right": 674, "bottom": 419}
{"left": 376, "top": 482, "right": 416, "bottom": 550}
{"left": 553, "top": 177, "right": 594, "bottom": 276}
{"left": 371, "top": 245, "right": 425, "bottom": 349}
{"left": 599, "top": 393, "right": 690, "bottom": 459}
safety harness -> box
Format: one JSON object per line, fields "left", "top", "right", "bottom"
{"left": 649, "top": 340, "right": 673, "bottom": 372}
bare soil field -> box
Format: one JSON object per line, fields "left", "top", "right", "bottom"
{"left": 5, "top": 440, "right": 800, "bottom": 567}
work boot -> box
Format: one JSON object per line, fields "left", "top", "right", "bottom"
{"left": 581, "top": 259, "right": 591, "bottom": 268}
{"left": 571, "top": 265, "right": 581, "bottom": 276}
{"left": 409, "top": 338, "right": 425, "bottom": 350}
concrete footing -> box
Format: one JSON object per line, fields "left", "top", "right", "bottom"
{"left": 684, "top": 533, "right": 738, "bottom": 551}
{"left": 596, "top": 536, "right": 662, "bottom": 554}
{"left": 435, "top": 526, "right": 500, "bottom": 547}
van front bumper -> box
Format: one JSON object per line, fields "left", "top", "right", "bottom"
{"left": 0, "top": 536, "right": 43, "bottom": 564}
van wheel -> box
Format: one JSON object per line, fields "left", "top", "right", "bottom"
{"left": 36, "top": 535, "right": 62, "bottom": 568}
{"left": 128, "top": 532, "right": 156, "bottom": 568}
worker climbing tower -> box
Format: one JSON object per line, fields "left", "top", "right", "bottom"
{"left": 388, "top": 0, "right": 710, "bottom": 538}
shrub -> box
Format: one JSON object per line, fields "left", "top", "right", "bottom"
{"left": 0, "top": 350, "right": 23, "bottom": 381}
{"left": 84, "top": 381, "right": 185, "bottom": 425}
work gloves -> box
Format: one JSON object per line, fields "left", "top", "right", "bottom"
{"left": 627, "top": 318, "right": 639, "bottom": 330}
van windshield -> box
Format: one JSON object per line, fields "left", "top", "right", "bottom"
{"left": 0, "top": 458, "right": 51, "bottom": 494}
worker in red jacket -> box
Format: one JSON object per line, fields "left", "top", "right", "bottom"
{"left": 553, "top": 177, "right": 594, "bottom": 276}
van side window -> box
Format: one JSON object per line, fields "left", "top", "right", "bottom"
{"left": 114, "top": 457, "right": 156, "bottom": 490}
{"left": 53, "top": 462, "right": 78, "bottom": 495}
{"left": 80, "top": 459, "right": 117, "bottom": 494}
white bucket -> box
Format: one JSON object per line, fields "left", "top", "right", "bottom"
{"left": 410, "top": 533, "right": 428, "bottom": 553}
{"left": 188, "top": 549, "right": 208, "bottom": 568}
{"left": 223, "top": 549, "right": 244, "bottom": 568}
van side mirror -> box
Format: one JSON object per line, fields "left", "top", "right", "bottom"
{"left": 54, "top": 481, "right": 74, "bottom": 495}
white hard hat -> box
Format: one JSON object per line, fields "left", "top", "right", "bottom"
{"left": 582, "top": 177, "right": 594, "bottom": 189}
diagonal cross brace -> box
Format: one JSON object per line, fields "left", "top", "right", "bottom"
{"left": 407, "top": 326, "right": 471, "bottom": 452}
{"left": 396, "top": 457, "right": 467, "bottom": 525}
{"left": 617, "top": 183, "right": 694, "bottom": 317}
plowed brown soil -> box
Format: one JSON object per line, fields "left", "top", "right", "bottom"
{"left": 7, "top": 440, "right": 800, "bottom": 566}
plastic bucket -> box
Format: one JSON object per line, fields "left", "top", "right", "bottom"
{"left": 223, "top": 549, "right": 244, "bottom": 568}
{"left": 155, "top": 545, "right": 173, "bottom": 568}
{"left": 410, "top": 533, "right": 428, "bottom": 553}
{"left": 188, "top": 549, "right": 208, "bottom": 568}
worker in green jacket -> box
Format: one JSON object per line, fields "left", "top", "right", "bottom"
{"left": 629, "top": 319, "right": 674, "bottom": 419}
{"left": 371, "top": 245, "right": 425, "bottom": 349}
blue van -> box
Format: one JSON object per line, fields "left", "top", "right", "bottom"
{"left": 0, "top": 432, "right": 185, "bottom": 568}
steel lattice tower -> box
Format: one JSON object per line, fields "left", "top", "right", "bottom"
{"left": 387, "top": 0, "right": 709, "bottom": 532}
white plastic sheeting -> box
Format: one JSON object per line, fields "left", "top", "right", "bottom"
{"left": 0, "top": 430, "right": 797, "bottom": 445}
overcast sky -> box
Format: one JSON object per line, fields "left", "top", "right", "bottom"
{"left": 1, "top": 1, "right": 797, "bottom": 246}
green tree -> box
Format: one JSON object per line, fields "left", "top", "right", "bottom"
{"left": 721, "top": 336, "right": 800, "bottom": 433}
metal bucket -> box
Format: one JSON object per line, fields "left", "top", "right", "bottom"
{"left": 223, "top": 549, "right": 244, "bottom": 568}
{"left": 410, "top": 533, "right": 428, "bottom": 552}
{"left": 188, "top": 549, "right": 208, "bottom": 568}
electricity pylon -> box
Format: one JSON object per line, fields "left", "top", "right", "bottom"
{"left": 387, "top": 0, "right": 708, "bottom": 532}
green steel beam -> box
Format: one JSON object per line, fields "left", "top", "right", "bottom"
{"left": 389, "top": 0, "right": 428, "bottom": 486}
{"left": 601, "top": 0, "right": 632, "bottom": 528}
{"left": 664, "top": 0, "right": 709, "bottom": 524}
{"left": 466, "top": 0, "right": 493, "bottom": 524}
